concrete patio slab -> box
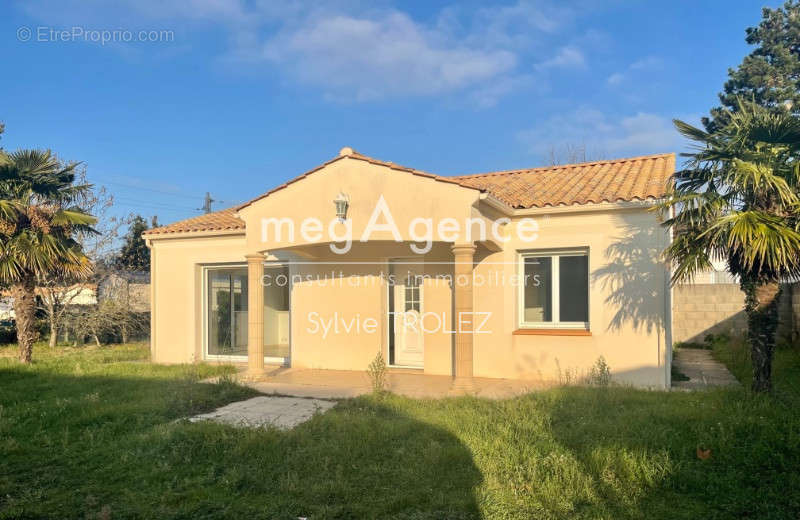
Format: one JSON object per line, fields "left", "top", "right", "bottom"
{"left": 189, "top": 396, "right": 336, "bottom": 429}
{"left": 238, "top": 367, "right": 554, "bottom": 399}
{"left": 672, "top": 349, "right": 740, "bottom": 390}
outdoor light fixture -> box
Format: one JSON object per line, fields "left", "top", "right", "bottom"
{"left": 334, "top": 192, "right": 350, "bottom": 221}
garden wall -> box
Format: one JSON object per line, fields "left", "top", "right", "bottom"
{"left": 673, "top": 282, "right": 796, "bottom": 344}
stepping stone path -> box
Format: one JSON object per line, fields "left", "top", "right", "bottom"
{"left": 672, "top": 349, "right": 740, "bottom": 390}
{"left": 189, "top": 396, "right": 336, "bottom": 429}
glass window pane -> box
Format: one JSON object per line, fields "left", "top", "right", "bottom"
{"left": 524, "top": 257, "right": 551, "bottom": 322}
{"left": 264, "top": 265, "right": 290, "bottom": 359}
{"left": 207, "top": 268, "right": 248, "bottom": 357}
{"left": 559, "top": 255, "right": 588, "bottom": 322}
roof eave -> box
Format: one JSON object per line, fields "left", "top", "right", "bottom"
{"left": 144, "top": 227, "right": 246, "bottom": 245}
{"left": 484, "top": 197, "right": 662, "bottom": 217}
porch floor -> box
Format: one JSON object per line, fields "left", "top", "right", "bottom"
{"left": 238, "top": 367, "right": 554, "bottom": 399}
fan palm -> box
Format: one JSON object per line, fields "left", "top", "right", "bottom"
{"left": 0, "top": 150, "right": 96, "bottom": 363}
{"left": 661, "top": 101, "right": 800, "bottom": 392}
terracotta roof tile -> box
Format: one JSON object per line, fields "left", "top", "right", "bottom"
{"left": 143, "top": 207, "right": 244, "bottom": 236}
{"left": 145, "top": 151, "right": 674, "bottom": 236}
{"left": 453, "top": 153, "right": 674, "bottom": 208}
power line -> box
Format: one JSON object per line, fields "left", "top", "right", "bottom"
{"left": 113, "top": 197, "right": 198, "bottom": 212}
{"left": 95, "top": 179, "right": 202, "bottom": 200}
{"left": 114, "top": 196, "right": 197, "bottom": 210}
{"left": 198, "top": 192, "right": 216, "bottom": 213}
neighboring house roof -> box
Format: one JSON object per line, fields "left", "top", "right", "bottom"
{"left": 144, "top": 149, "right": 674, "bottom": 236}
{"left": 102, "top": 271, "right": 151, "bottom": 284}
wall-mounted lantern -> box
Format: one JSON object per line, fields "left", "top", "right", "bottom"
{"left": 333, "top": 192, "right": 350, "bottom": 221}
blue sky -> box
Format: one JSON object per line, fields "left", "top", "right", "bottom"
{"left": 0, "top": 0, "right": 778, "bottom": 226}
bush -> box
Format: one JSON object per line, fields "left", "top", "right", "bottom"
{"left": 587, "top": 356, "right": 611, "bottom": 386}
{"left": 367, "top": 350, "right": 388, "bottom": 394}
{"left": 0, "top": 323, "right": 16, "bottom": 344}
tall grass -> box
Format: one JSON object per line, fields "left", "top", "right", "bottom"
{"left": 1, "top": 343, "right": 799, "bottom": 518}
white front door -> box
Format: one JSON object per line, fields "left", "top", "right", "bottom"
{"left": 391, "top": 262, "right": 424, "bottom": 368}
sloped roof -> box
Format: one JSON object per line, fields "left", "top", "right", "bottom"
{"left": 452, "top": 153, "right": 674, "bottom": 209}
{"left": 143, "top": 207, "right": 244, "bottom": 236}
{"left": 233, "top": 148, "right": 483, "bottom": 212}
{"left": 144, "top": 150, "right": 674, "bottom": 236}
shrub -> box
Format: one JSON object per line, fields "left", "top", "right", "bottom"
{"left": 0, "top": 323, "right": 16, "bottom": 344}
{"left": 367, "top": 350, "right": 388, "bottom": 394}
{"left": 587, "top": 356, "right": 611, "bottom": 387}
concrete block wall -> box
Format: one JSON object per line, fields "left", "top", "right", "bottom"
{"left": 672, "top": 282, "right": 795, "bottom": 344}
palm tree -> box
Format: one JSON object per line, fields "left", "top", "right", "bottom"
{"left": 661, "top": 101, "right": 800, "bottom": 392}
{"left": 0, "top": 150, "right": 96, "bottom": 363}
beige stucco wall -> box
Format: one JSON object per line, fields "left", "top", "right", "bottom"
{"left": 285, "top": 245, "right": 455, "bottom": 375}
{"left": 237, "top": 157, "right": 487, "bottom": 252}
{"left": 148, "top": 157, "right": 671, "bottom": 388}
{"left": 471, "top": 209, "right": 670, "bottom": 387}
{"left": 149, "top": 233, "right": 248, "bottom": 364}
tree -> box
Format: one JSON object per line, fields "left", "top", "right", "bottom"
{"left": 0, "top": 123, "right": 7, "bottom": 164}
{"left": 0, "top": 150, "right": 96, "bottom": 363}
{"left": 705, "top": 1, "right": 800, "bottom": 131}
{"left": 65, "top": 297, "right": 148, "bottom": 347}
{"left": 114, "top": 215, "right": 150, "bottom": 271}
{"left": 661, "top": 101, "right": 800, "bottom": 392}
{"left": 36, "top": 177, "right": 122, "bottom": 347}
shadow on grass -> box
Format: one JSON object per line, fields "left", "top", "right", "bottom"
{"left": 0, "top": 367, "right": 482, "bottom": 519}
{"left": 5, "top": 344, "right": 800, "bottom": 519}
{"left": 543, "top": 385, "right": 800, "bottom": 519}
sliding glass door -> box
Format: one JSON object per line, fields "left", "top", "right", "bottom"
{"left": 205, "top": 264, "right": 291, "bottom": 363}
{"left": 207, "top": 267, "right": 249, "bottom": 358}
{"left": 263, "top": 264, "right": 290, "bottom": 362}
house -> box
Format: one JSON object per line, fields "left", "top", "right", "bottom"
{"left": 37, "top": 285, "right": 98, "bottom": 306}
{"left": 97, "top": 271, "right": 151, "bottom": 312}
{"left": 0, "top": 296, "right": 13, "bottom": 321}
{"left": 144, "top": 148, "right": 675, "bottom": 388}
{"left": 1, "top": 285, "right": 98, "bottom": 322}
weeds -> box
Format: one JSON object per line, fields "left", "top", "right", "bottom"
{"left": 367, "top": 350, "right": 388, "bottom": 395}
{"left": 1, "top": 343, "right": 800, "bottom": 518}
{"left": 587, "top": 356, "right": 612, "bottom": 387}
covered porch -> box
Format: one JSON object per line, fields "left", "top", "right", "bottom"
{"left": 239, "top": 239, "right": 492, "bottom": 391}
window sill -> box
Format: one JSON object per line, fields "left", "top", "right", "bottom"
{"left": 513, "top": 328, "right": 592, "bottom": 336}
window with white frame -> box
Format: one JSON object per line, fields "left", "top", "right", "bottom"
{"left": 519, "top": 250, "right": 589, "bottom": 329}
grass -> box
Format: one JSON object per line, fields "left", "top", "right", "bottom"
{"left": 1, "top": 343, "right": 799, "bottom": 519}
{"left": 710, "top": 334, "right": 800, "bottom": 399}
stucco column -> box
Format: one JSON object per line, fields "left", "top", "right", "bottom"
{"left": 451, "top": 243, "right": 476, "bottom": 383}
{"left": 245, "top": 253, "right": 265, "bottom": 376}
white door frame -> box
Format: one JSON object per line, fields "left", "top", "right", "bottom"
{"left": 202, "top": 263, "right": 291, "bottom": 365}
{"left": 386, "top": 258, "right": 425, "bottom": 369}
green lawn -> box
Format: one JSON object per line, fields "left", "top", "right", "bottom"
{"left": 1, "top": 342, "right": 799, "bottom": 519}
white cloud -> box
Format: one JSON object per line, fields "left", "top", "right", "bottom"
{"left": 516, "top": 108, "right": 690, "bottom": 160}
{"left": 606, "top": 72, "right": 624, "bottom": 86}
{"left": 629, "top": 56, "right": 662, "bottom": 71}
{"left": 606, "top": 55, "right": 662, "bottom": 88}
{"left": 15, "top": 0, "right": 586, "bottom": 103}
{"left": 250, "top": 10, "right": 517, "bottom": 101}
{"left": 535, "top": 45, "right": 586, "bottom": 70}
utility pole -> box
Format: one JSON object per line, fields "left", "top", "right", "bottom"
{"left": 199, "top": 192, "right": 216, "bottom": 214}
